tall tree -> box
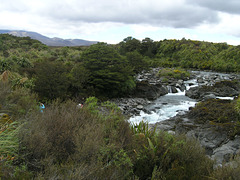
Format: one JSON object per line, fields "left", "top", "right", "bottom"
{"left": 81, "top": 43, "right": 135, "bottom": 97}
{"left": 119, "top": 36, "right": 141, "bottom": 55}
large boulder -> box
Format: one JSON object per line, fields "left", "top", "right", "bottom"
{"left": 132, "top": 81, "right": 168, "bottom": 100}
{"left": 212, "top": 136, "right": 240, "bottom": 165}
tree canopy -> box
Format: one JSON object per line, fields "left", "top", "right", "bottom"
{"left": 81, "top": 43, "right": 135, "bottom": 97}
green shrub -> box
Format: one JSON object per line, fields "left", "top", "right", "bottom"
{"left": 0, "top": 120, "right": 32, "bottom": 179}
{"left": 158, "top": 68, "right": 190, "bottom": 80}
{"left": 130, "top": 121, "right": 213, "bottom": 179}
{"left": 189, "top": 99, "right": 239, "bottom": 124}
{"left": 20, "top": 98, "right": 134, "bottom": 179}
{"left": 6, "top": 87, "right": 38, "bottom": 119}
{"left": 189, "top": 99, "right": 240, "bottom": 138}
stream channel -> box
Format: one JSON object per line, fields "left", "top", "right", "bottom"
{"left": 129, "top": 71, "right": 234, "bottom": 125}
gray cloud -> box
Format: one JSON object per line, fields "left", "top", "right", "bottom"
{"left": 35, "top": 0, "right": 220, "bottom": 28}
{"left": 187, "top": 0, "right": 240, "bottom": 14}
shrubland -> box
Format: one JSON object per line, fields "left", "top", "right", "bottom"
{"left": 0, "top": 34, "right": 240, "bottom": 179}
{"left": 0, "top": 83, "right": 215, "bottom": 179}
{"left": 0, "top": 81, "right": 240, "bottom": 179}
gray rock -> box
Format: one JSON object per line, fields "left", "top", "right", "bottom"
{"left": 133, "top": 81, "right": 168, "bottom": 100}
{"left": 203, "top": 94, "right": 216, "bottom": 100}
{"left": 212, "top": 136, "right": 240, "bottom": 165}
{"left": 167, "top": 85, "right": 178, "bottom": 93}
{"left": 176, "top": 83, "right": 186, "bottom": 92}
{"left": 137, "top": 105, "right": 144, "bottom": 110}
{"left": 197, "top": 77, "right": 204, "bottom": 83}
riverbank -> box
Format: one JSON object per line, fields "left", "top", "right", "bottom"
{"left": 113, "top": 68, "right": 240, "bottom": 166}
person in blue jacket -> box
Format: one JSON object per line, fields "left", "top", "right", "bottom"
{"left": 40, "top": 103, "right": 45, "bottom": 113}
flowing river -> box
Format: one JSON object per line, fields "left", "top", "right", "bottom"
{"left": 129, "top": 71, "right": 235, "bottom": 124}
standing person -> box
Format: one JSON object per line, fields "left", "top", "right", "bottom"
{"left": 40, "top": 103, "right": 45, "bottom": 113}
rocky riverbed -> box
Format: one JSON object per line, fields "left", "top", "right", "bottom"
{"left": 113, "top": 68, "right": 240, "bottom": 166}
{"left": 113, "top": 69, "right": 240, "bottom": 117}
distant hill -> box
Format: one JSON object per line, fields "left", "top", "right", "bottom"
{"left": 0, "top": 30, "right": 98, "bottom": 46}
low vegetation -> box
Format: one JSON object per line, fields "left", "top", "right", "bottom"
{"left": 189, "top": 98, "right": 240, "bottom": 138}
{"left": 0, "top": 82, "right": 239, "bottom": 179}
{"left": 157, "top": 67, "right": 191, "bottom": 80}
{"left": 1, "top": 34, "right": 240, "bottom": 179}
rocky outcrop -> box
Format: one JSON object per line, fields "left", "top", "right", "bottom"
{"left": 153, "top": 111, "right": 240, "bottom": 166}
{"left": 112, "top": 98, "right": 151, "bottom": 116}
{"left": 212, "top": 137, "right": 240, "bottom": 165}
{"left": 186, "top": 80, "right": 240, "bottom": 100}
{"left": 132, "top": 81, "right": 168, "bottom": 100}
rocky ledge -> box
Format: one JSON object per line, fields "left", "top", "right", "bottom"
{"left": 153, "top": 98, "right": 240, "bottom": 167}
{"left": 186, "top": 80, "right": 240, "bottom": 100}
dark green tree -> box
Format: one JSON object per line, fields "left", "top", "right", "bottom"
{"left": 69, "top": 63, "right": 91, "bottom": 97}
{"left": 126, "top": 51, "right": 148, "bottom": 73}
{"left": 118, "top": 36, "right": 141, "bottom": 55}
{"left": 140, "top": 37, "right": 158, "bottom": 57}
{"left": 81, "top": 43, "right": 135, "bottom": 97}
{"left": 33, "top": 61, "right": 71, "bottom": 101}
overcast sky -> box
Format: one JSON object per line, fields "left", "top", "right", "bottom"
{"left": 1, "top": 0, "right": 240, "bottom": 45}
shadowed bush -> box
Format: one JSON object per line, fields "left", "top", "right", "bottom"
{"left": 20, "top": 98, "right": 134, "bottom": 179}
{"left": 131, "top": 129, "right": 214, "bottom": 180}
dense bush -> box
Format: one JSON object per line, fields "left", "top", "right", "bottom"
{"left": 0, "top": 90, "right": 239, "bottom": 179}
{"left": 130, "top": 124, "right": 214, "bottom": 180}
{"left": 157, "top": 67, "right": 190, "bottom": 80}
{"left": 19, "top": 98, "right": 134, "bottom": 179}
{"left": 81, "top": 43, "right": 136, "bottom": 97}
{"left": 189, "top": 99, "right": 240, "bottom": 138}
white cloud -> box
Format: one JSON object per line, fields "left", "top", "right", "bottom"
{"left": 0, "top": 0, "right": 240, "bottom": 45}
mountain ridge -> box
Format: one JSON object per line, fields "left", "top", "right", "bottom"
{"left": 0, "top": 30, "right": 98, "bottom": 46}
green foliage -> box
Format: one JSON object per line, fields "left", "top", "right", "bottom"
{"left": 150, "top": 39, "right": 240, "bottom": 72}
{"left": 69, "top": 63, "right": 90, "bottom": 96}
{"left": 118, "top": 36, "right": 142, "bottom": 55}
{"left": 131, "top": 124, "right": 214, "bottom": 180}
{"left": 130, "top": 120, "right": 156, "bottom": 139}
{"left": 126, "top": 51, "right": 149, "bottom": 73}
{"left": 81, "top": 43, "right": 135, "bottom": 97}
{"left": 158, "top": 67, "right": 190, "bottom": 80}
{"left": 5, "top": 87, "right": 38, "bottom": 118}
{"left": 33, "top": 61, "right": 71, "bottom": 101}
{"left": 2, "top": 34, "right": 240, "bottom": 179}
{"left": 235, "top": 96, "right": 240, "bottom": 115}
{"left": 20, "top": 99, "right": 134, "bottom": 179}
{"left": 189, "top": 99, "right": 240, "bottom": 138}
{"left": 0, "top": 81, "right": 38, "bottom": 118}
{"left": 0, "top": 121, "right": 20, "bottom": 157}
{"left": 0, "top": 34, "right": 47, "bottom": 51}
{"left": 140, "top": 37, "right": 158, "bottom": 58}
{"left": 190, "top": 99, "right": 239, "bottom": 124}
{"left": 85, "top": 96, "right": 99, "bottom": 114}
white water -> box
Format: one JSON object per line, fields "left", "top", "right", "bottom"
{"left": 129, "top": 71, "right": 237, "bottom": 125}
{"left": 129, "top": 85, "right": 197, "bottom": 124}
